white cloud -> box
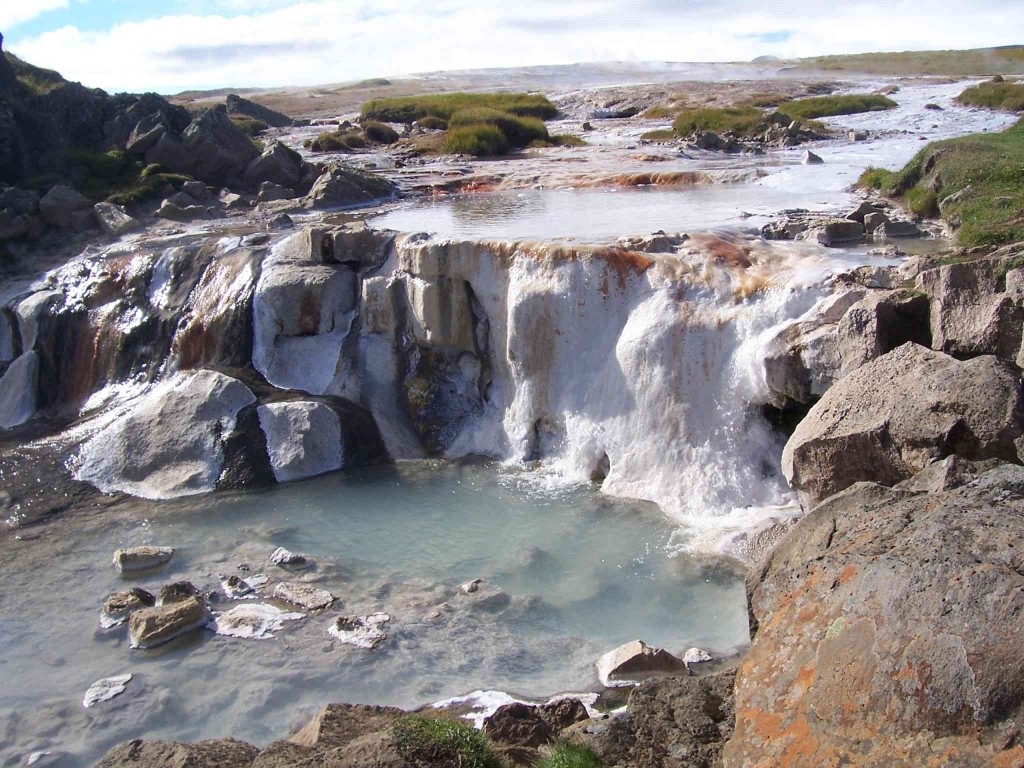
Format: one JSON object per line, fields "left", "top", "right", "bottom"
{"left": 0, "top": 0, "right": 68, "bottom": 30}
{"left": 8, "top": 0, "right": 1024, "bottom": 93}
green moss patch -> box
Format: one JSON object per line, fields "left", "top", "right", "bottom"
{"left": 363, "top": 120, "right": 400, "bottom": 144}
{"left": 310, "top": 130, "right": 367, "bottom": 152}
{"left": 230, "top": 116, "right": 269, "bottom": 137}
{"left": 445, "top": 125, "right": 509, "bottom": 156}
{"left": 672, "top": 107, "right": 766, "bottom": 138}
{"left": 392, "top": 716, "right": 505, "bottom": 768}
{"left": 641, "top": 129, "right": 677, "bottom": 142}
{"left": 778, "top": 94, "right": 897, "bottom": 120}
{"left": 362, "top": 92, "right": 557, "bottom": 123}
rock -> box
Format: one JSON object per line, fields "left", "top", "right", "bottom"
{"left": 862, "top": 210, "right": 889, "bottom": 233}
{"left": 112, "top": 546, "right": 174, "bottom": 573}
{"left": 597, "top": 640, "right": 687, "bottom": 687}
{"left": 939, "top": 185, "right": 972, "bottom": 212}
{"left": 226, "top": 94, "right": 295, "bottom": 129}
{"left": 301, "top": 167, "right": 396, "bottom": 210}
{"left": 457, "top": 579, "right": 511, "bottom": 612}
{"left": 241, "top": 233, "right": 270, "bottom": 247}
{"left": 221, "top": 574, "right": 254, "bottom": 598}
{"left": 83, "top": 674, "right": 132, "bottom": 708}
{"left": 76, "top": 370, "right": 256, "bottom": 499}
{"left": 181, "top": 107, "right": 261, "bottom": 185}
{"left": 782, "top": 343, "right": 1024, "bottom": 508}
{"left": 461, "top": 579, "right": 483, "bottom": 594}
{"left": 541, "top": 698, "right": 590, "bottom": 730}
{"left": 835, "top": 289, "right": 931, "bottom": 376}
{"left": 128, "top": 596, "right": 209, "bottom": 649}
{"left": 919, "top": 257, "right": 1024, "bottom": 362}
{"left": 267, "top": 212, "right": 294, "bottom": 230}
{"left": 101, "top": 588, "right": 156, "bottom": 628}
{"left": 483, "top": 703, "right": 554, "bottom": 748}
{"left": 0, "top": 351, "right": 38, "bottom": 429}
{"left": 798, "top": 218, "right": 864, "bottom": 246}
{"left": 257, "top": 181, "right": 295, "bottom": 203}
{"left": 158, "top": 580, "right": 201, "bottom": 606}
{"left": 182, "top": 180, "right": 210, "bottom": 200}
{"left": 244, "top": 141, "right": 305, "bottom": 190}
{"left": 269, "top": 547, "right": 307, "bottom": 567}
{"left": 155, "top": 199, "right": 213, "bottom": 222}
{"left": 682, "top": 647, "right": 712, "bottom": 666}
{"left": 70, "top": 207, "right": 97, "bottom": 231}
{"left": 802, "top": 150, "right": 823, "bottom": 164}
{"left": 289, "top": 704, "right": 405, "bottom": 750}
{"left": 727, "top": 466, "right": 1024, "bottom": 767}
{"left": 258, "top": 401, "right": 343, "bottom": 483}
{"left": 875, "top": 220, "right": 923, "bottom": 238}
{"left": 846, "top": 201, "right": 881, "bottom": 223}
{"left": 211, "top": 603, "right": 305, "bottom": 639}
{"left": 93, "top": 202, "right": 141, "bottom": 236}
{"left": 38, "top": 185, "right": 92, "bottom": 228}
{"left": 273, "top": 582, "right": 335, "bottom": 611}
{"left": 328, "top": 613, "right": 390, "bottom": 649}
{"left": 848, "top": 130, "right": 868, "bottom": 141}
{"left": 220, "top": 190, "right": 249, "bottom": 210}
{"left": 94, "top": 738, "right": 258, "bottom": 768}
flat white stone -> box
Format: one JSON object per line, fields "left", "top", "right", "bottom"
{"left": 83, "top": 674, "right": 132, "bottom": 708}
{"left": 683, "top": 647, "right": 713, "bottom": 666}
{"left": 273, "top": 582, "right": 335, "bottom": 611}
{"left": 328, "top": 613, "right": 390, "bottom": 649}
{"left": 211, "top": 603, "right": 305, "bottom": 639}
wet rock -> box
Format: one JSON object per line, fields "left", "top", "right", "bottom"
{"left": 241, "top": 232, "right": 270, "bottom": 247}
{"left": 211, "top": 603, "right": 305, "bottom": 639}
{"left": 273, "top": 582, "right": 335, "bottom": 611}
{"left": 182, "top": 180, "right": 210, "bottom": 200}
{"left": 112, "top": 546, "right": 174, "bottom": 573}
{"left": 301, "top": 167, "right": 397, "bottom": 210}
{"left": 244, "top": 141, "right": 305, "bottom": 190}
{"left": 846, "top": 201, "right": 881, "bottom": 223}
{"left": 267, "top": 212, "right": 294, "bottom": 230}
{"left": 93, "top": 202, "right": 141, "bottom": 236}
{"left": 597, "top": 640, "right": 687, "bottom": 687}
{"left": 157, "top": 580, "right": 201, "bottom": 606}
{"left": 798, "top": 219, "right": 864, "bottom": 246}
{"left": 38, "top": 185, "right": 91, "bottom": 228}
{"left": 875, "top": 220, "right": 923, "bottom": 238}
{"left": 0, "top": 351, "right": 38, "bottom": 428}
{"left": 221, "top": 574, "right": 254, "bottom": 598}
{"left": 328, "top": 613, "right": 390, "bottom": 649}
{"left": 128, "top": 596, "right": 209, "bottom": 649}
{"left": 77, "top": 370, "right": 256, "bottom": 499}
{"left": 100, "top": 587, "right": 156, "bottom": 628}
{"left": 801, "top": 150, "right": 823, "bottom": 164}
{"left": 461, "top": 579, "right": 483, "bottom": 594}
{"left": 728, "top": 466, "right": 1024, "bottom": 767}
{"left": 269, "top": 547, "right": 307, "bottom": 567}
{"left": 82, "top": 674, "right": 132, "bottom": 708}
{"left": 94, "top": 738, "right": 259, "bottom": 768}
{"left": 782, "top": 343, "right": 1024, "bottom": 508}
{"left": 289, "top": 703, "right": 405, "bottom": 750}
{"left": 155, "top": 199, "right": 213, "bottom": 222}
{"left": 258, "top": 401, "right": 343, "bottom": 483}
{"left": 862, "top": 210, "right": 889, "bottom": 233}
{"left": 457, "top": 580, "right": 510, "bottom": 612}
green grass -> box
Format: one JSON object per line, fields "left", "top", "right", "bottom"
{"left": 416, "top": 116, "right": 449, "bottom": 130}
{"left": 449, "top": 108, "right": 548, "bottom": 147}
{"left": 537, "top": 743, "right": 603, "bottom": 768}
{"left": 38, "top": 148, "right": 190, "bottom": 206}
{"left": 858, "top": 117, "right": 1024, "bottom": 247}
{"left": 392, "top": 717, "right": 505, "bottom": 768}
{"left": 641, "top": 129, "right": 677, "bottom": 142}
{"left": 363, "top": 121, "right": 400, "bottom": 144}
{"left": 230, "top": 117, "right": 268, "bottom": 137}
{"left": 4, "top": 52, "right": 65, "bottom": 95}
{"left": 793, "top": 46, "right": 1024, "bottom": 77}
{"left": 445, "top": 124, "right": 509, "bottom": 156}
{"left": 362, "top": 92, "right": 557, "bottom": 123}
{"left": 672, "top": 107, "right": 766, "bottom": 138}
{"left": 310, "top": 130, "right": 367, "bottom": 152}
{"left": 778, "top": 94, "right": 897, "bottom": 120}
{"left": 955, "top": 80, "right": 1024, "bottom": 112}
{"left": 548, "top": 134, "right": 587, "bottom": 147}
{"left": 641, "top": 105, "right": 674, "bottom": 119}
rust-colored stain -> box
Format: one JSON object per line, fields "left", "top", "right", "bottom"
{"left": 297, "top": 293, "right": 320, "bottom": 335}
{"left": 705, "top": 237, "right": 753, "bottom": 268}
{"left": 839, "top": 564, "right": 857, "bottom": 585}
{"left": 994, "top": 746, "right": 1024, "bottom": 768}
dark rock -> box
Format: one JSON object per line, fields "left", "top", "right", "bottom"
{"left": 483, "top": 703, "right": 553, "bottom": 748}
{"left": 39, "top": 185, "right": 91, "bottom": 228}
{"left": 257, "top": 181, "right": 295, "bottom": 203}
{"left": 226, "top": 93, "right": 295, "bottom": 128}
{"left": 289, "top": 704, "right": 405, "bottom": 751}
{"left": 94, "top": 738, "right": 258, "bottom": 768}
{"left": 244, "top": 141, "right": 305, "bottom": 191}
{"left": 94, "top": 202, "right": 141, "bottom": 235}
{"left": 180, "top": 107, "right": 260, "bottom": 185}
{"left": 158, "top": 580, "right": 201, "bottom": 605}
{"left": 267, "top": 213, "right": 294, "bottom": 230}
{"left": 302, "top": 167, "right": 397, "bottom": 210}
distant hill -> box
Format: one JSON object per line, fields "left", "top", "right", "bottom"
{"left": 789, "top": 45, "right": 1024, "bottom": 76}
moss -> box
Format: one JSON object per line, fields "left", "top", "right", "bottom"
{"left": 416, "top": 116, "right": 449, "bottom": 130}
{"left": 449, "top": 108, "right": 548, "bottom": 147}
{"left": 362, "top": 92, "right": 557, "bottom": 123}
{"left": 363, "top": 121, "right": 400, "bottom": 144}
{"left": 537, "top": 743, "right": 603, "bottom": 768}
{"left": 230, "top": 116, "right": 269, "bottom": 137}
{"left": 955, "top": 80, "right": 1024, "bottom": 112}
{"left": 641, "top": 105, "right": 674, "bottom": 119}
{"left": 445, "top": 124, "right": 509, "bottom": 156}
{"left": 392, "top": 716, "right": 505, "bottom": 768}
{"left": 641, "top": 129, "right": 677, "bottom": 142}
{"left": 672, "top": 107, "right": 766, "bottom": 138}
{"left": 778, "top": 94, "right": 897, "bottom": 120}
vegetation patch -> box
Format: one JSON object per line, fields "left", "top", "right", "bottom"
{"left": 363, "top": 120, "right": 400, "bottom": 144}
{"left": 778, "top": 94, "right": 897, "bottom": 120}
{"left": 641, "top": 129, "right": 677, "bottom": 142}
{"left": 449, "top": 108, "right": 548, "bottom": 147}
{"left": 858, "top": 117, "right": 1024, "bottom": 247}
{"left": 416, "top": 116, "right": 449, "bottom": 131}
{"left": 445, "top": 124, "right": 509, "bottom": 156}
{"left": 672, "top": 107, "right": 766, "bottom": 138}
{"left": 362, "top": 92, "right": 557, "bottom": 123}
{"left": 392, "top": 716, "right": 505, "bottom": 768}
{"left": 641, "top": 105, "right": 674, "bottom": 119}
{"left": 230, "top": 116, "right": 269, "bottom": 137}
{"left": 5, "top": 52, "right": 65, "bottom": 95}
{"left": 310, "top": 130, "right": 367, "bottom": 152}
{"left": 537, "top": 743, "right": 603, "bottom": 768}
{"left": 955, "top": 80, "right": 1024, "bottom": 112}
{"left": 29, "top": 149, "right": 191, "bottom": 206}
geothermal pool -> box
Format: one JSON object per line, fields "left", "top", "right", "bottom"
{"left": 0, "top": 461, "right": 748, "bottom": 767}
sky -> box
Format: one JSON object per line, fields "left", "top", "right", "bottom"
{"left": 2, "top": 0, "right": 1022, "bottom": 94}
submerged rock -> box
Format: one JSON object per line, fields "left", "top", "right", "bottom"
{"left": 157, "top": 581, "right": 201, "bottom": 606}
{"left": 100, "top": 588, "right": 156, "bottom": 628}
{"left": 328, "top": 613, "right": 390, "bottom": 649}
{"left": 211, "top": 603, "right": 304, "bottom": 639}
{"left": 269, "top": 547, "right": 306, "bottom": 567}
{"left": 597, "top": 640, "right": 687, "bottom": 687}
{"left": 82, "top": 674, "right": 132, "bottom": 708}
{"left": 112, "top": 546, "right": 174, "bottom": 573}
{"left": 128, "top": 596, "right": 209, "bottom": 649}
{"left": 220, "top": 574, "right": 255, "bottom": 599}
{"left": 273, "top": 582, "right": 335, "bottom": 611}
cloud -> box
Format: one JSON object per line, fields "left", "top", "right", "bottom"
{"left": 8, "top": 0, "right": 1024, "bottom": 93}
{"left": 0, "top": 0, "right": 68, "bottom": 30}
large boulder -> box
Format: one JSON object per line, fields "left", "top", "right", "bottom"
{"left": 302, "top": 167, "right": 397, "bottom": 210}
{"left": 919, "top": 257, "right": 1024, "bottom": 362}
{"left": 93, "top": 201, "right": 141, "bottom": 235}
{"left": 243, "top": 140, "right": 305, "bottom": 190}
{"left": 289, "top": 704, "right": 404, "bottom": 750}
{"left": 597, "top": 640, "right": 687, "bottom": 687}
{"left": 726, "top": 465, "right": 1024, "bottom": 767}
{"left": 75, "top": 370, "right": 257, "bottom": 499}
{"left": 38, "top": 184, "right": 91, "bottom": 228}
{"left": 180, "top": 107, "right": 260, "bottom": 185}
{"left": 226, "top": 93, "right": 295, "bottom": 128}
{"left": 782, "top": 343, "right": 1024, "bottom": 508}
{"left": 257, "top": 400, "right": 342, "bottom": 483}
{"left": 834, "top": 288, "right": 930, "bottom": 376}
{"left": 95, "top": 738, "right": 258, "bottom": 768}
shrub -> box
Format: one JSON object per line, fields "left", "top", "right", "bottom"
{"left": 362, "top": 92, "right": 557, "bottom": 123}
{"left": 392, "top": 716, "right": 505, "bottom": 768}
{"left": 537, "top": 742, "right": 603, "bottom": 768}
{"left": 449, "top": 108, "right": 548, "bottom": 147}
{"left": 672, "top": 107, "right": 766, "bottom": 138}
{"left": 363, "top": 120, "right": 400, "bottom": 144}
{"left": 858, "top": 167, "right": 898, "bottom": 193}
{"left": 954, "top": 81, "right": 1024, "bottom": 112}
{"left": 416, "top": 116, "right": 449, "bottom": 130}
{"left": 777, "top": 94, "right": 897, "bottom": 120}
{"left": 231, "top": 117, "right": 269, "bottom": 137}
{"left": 445, "top": 124, "right": 509, "bottom": 156}
{"left": 310, "top": 130, "right": 366, "bottom": 152}
{"left": 905, "top": 187, "right": 939, "bottom": 217}
{"left": 641, "top": 129, "right": 676, "bottom": 142}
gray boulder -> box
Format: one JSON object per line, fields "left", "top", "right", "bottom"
{"left": 797, "top": 218, "right": 864, "bottom": 246}
{"left": 597, "top": 640, "right": 687, "bottom": 687}
{"left": 128, "top": 595, "right": 209, "bottom": 648}
{"left": 727, "top": 465, "right": 1024, "bottom": 767}
{"left": 181, "top": 107, "right": 260, "bottom": 185}
{"left": 226, "top": 93, "right": 295, "bottom": 128}
{"left": 863, "top": 210, "right": 889, "bottom": 233}
{"left": 113, "top": 546, "right": 174, "bottom": 573}
{"left": 39, "top": 185, "right": 91, "bottom": 228}
{"left": 257, "top": 181, "right": 295, "bottom": 202}
{"left": 302, "top": 167, "right": 397, "bottom": 210}
{"left": 94, "top": 202, "right": 141, "bottom": 236}
{"left": 243, "top": 141, "right": 305, "bottom": 190}
{"left": 835, "top": 289, "right": 930, "bottom": 376}
{"left": 876, "top": 220, "right": 923, "bottom": 238}
{"left": 257, "top": 401, "right": 343, "bottom": 483}
{"left": 782, "top": 343, "right": 1024, "bottom": 508}
{"left": 100, "top": 587, "right": 156, "bottom": 629}
{"left": 801, "top": 150, "right": 823, "bottom": 164}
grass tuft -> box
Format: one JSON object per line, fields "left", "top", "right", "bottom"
{"left": 310, "top": 130, "right": 367, "bottom": 152}
{"left": 641, "top": 129, "right": 677, "bottom": 142}
{"left": 416, "top": 116, "right": 449, "bottom": 131}
{"left": 445, "top": 125, "right": 509, "bottom": 156}
{"left": 362, "top": 92, "right": 557, "bottom": 124}
{"left": 955, "top": 80, "right": 1024, "bottom": 112}
{"left": 363, "top": 120, "right": 400, "bottom": 144}
{"left": 672, "top": 107, "right": 766, "bottom": 138}
{"left": 777, "top": 94, "right": 897, "bottom": 120}
{"left": 641, "top": 105, "right": 674, "bottom": 119}
{"left": 449, "top": 108, "right": 548, "bottom": 147}
{"left": 230, "top": 116, "right": 268, "bottom": 137}
{"left": 537, "top": 743, "right": 603, "bottom": 768}
{"left": 392, "top": 716, "right": 505, "bottom": 768}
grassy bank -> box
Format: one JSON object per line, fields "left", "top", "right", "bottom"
{"left": 672, "top": 107, "right": 766, "bottom": 138}
{"left": 778, "top": 94, "right": 897, "bottom": 120}
{"left": 792, "top": 46, "right": 1024, "bottom": 76}
{"left": 955, "top": 80, "right": 1024, "bottom": 112}
{"left": 361, "top": 92, "right": 557, "bottom": 123}
{"left": 859, "top": 117, "right": 1024, "bottom": 247}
